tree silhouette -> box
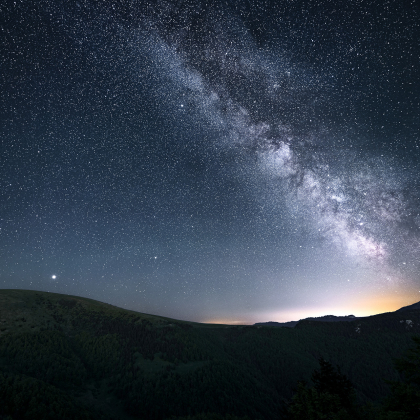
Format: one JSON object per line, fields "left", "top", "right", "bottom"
{"left": 287, "top": 358, "right": 359, "bottom": 420}
{"left": 312, "top": 358, "right": 355, "bottom": 412}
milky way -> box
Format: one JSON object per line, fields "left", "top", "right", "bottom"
{"left": 133, "top": 3, "right": 420, "bottom": 276}
{"left": 1, "top": 0, "right": 419, "bottom": 323}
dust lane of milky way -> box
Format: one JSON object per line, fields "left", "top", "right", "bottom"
{"left": 0, "top": 0, "right": 419, "bottom": 323}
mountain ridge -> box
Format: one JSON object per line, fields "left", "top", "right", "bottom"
{"left": 255, "top": 314, "right": 361, "bottom": 328}
{"left": 254, "top": 303, "right": 420, "bottom": 328}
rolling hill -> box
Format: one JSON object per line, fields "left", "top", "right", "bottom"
{"left": 0, "top": 289, "right": 419, "bottom": 420}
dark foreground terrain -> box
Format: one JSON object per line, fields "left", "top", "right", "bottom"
{"left": 0, "top": 289, "right": 419, "bottom": 419}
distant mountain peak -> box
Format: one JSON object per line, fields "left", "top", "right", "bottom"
{"left": 255, "top": 301, "right": 420, "bottom": 328}
{"left": 254, "top": 314, "right": 359, "bottom": 328}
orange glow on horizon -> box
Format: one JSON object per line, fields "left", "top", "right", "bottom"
{"left": 196, "top": 291, "right": 419, "bottom": 325}
{"left": 350, "top": 293, "right": 418, "bottom": 317}
{"left": 254, "top": 292, "right": 419, "bottom": 324}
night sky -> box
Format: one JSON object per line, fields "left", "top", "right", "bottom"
{"left": 1, "top": 0, "right": 419, "bottom": 324}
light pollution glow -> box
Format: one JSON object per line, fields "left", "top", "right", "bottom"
{"left": 201, "top": 291, "right": 419, "bottom": 325}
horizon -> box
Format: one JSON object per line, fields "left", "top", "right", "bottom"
{"left": 2, "top": 288, "right": 418, "bottom": 326}
{"left": 1, "top": 1, "right": 419, "bottom": 324}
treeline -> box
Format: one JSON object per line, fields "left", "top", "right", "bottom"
{"left": 0, "top": 372, "right": 109, "bottom": 420}
{"left": 286, "top": 336, "right": 420, "bottom": 419}
{"left": 221, "top": 321, "right": 416, "bottom": 402}
{"left": 113, "top": 359, "right": 280, "bottom": 420}
{"left": 1, "top": 330, "right": 419, "bottom": 419}
{"left": 0, "top": 330, "right": 88, "bottom": 388}
{"left": 0, "top": 291, "right": 419, "bottom": 420}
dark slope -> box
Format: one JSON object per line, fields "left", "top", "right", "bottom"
{"left": 0, "top": 289, "right": 419, "bottom": 420}
{"left": 397, "top": 301, "right": 420, "bottom": 312}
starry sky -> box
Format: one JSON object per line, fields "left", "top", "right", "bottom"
{"left": 1, "top": 0, "right": 419, "bottom": 324}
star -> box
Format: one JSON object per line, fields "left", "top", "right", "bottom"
{"left": 0, "top": 0, "right": 417, "bottom": 325}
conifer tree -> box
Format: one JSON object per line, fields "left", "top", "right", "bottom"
{"left": 287, "top": 358, "right": 359, "bottom": 420}
{"left": 312, "top": 358, "right": 356, "bottom": 412}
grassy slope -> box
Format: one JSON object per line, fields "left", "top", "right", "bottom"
{"left": 0, "top": 289, "right": 419, "bottom": 420}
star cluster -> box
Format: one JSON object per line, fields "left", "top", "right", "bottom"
{"left": 1, "top": 0, "right": 419, "bottom": 323}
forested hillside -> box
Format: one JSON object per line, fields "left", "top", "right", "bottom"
{"left": 0, "top": 289, "right": 419, "bottom": 419}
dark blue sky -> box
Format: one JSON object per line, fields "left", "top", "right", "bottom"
{"left": 1, "top": 0, "right": 419, "bottom": 323}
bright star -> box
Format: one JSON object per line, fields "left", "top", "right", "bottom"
{"left": 51, "top": 275, "right": 57, "bottom": 280}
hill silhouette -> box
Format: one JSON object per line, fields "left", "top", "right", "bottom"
{"left": 397, "top": 300, "right": 420, "bottom": 312}
{"left": 0, "top": 289, "right": 419, "bottom": 420}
